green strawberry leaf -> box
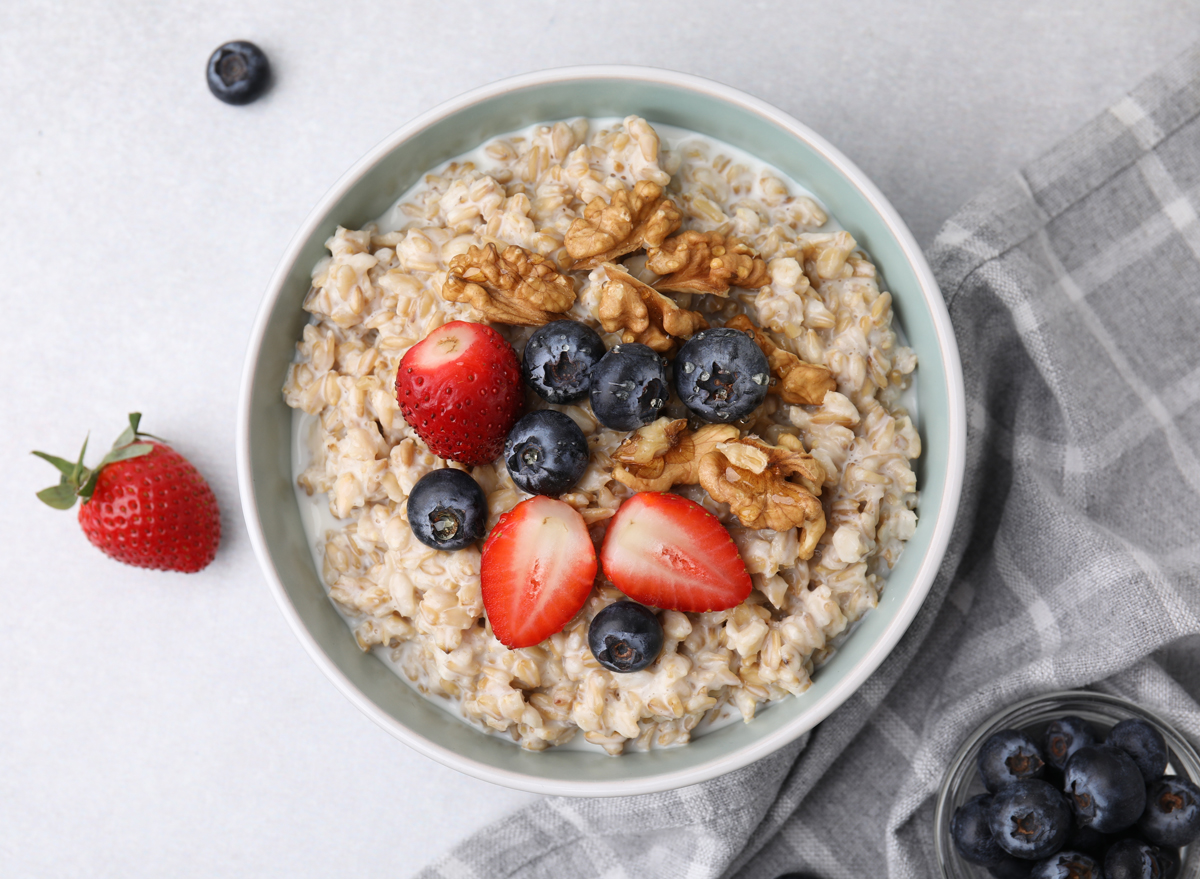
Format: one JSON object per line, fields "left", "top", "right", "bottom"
{"left": 77, "top": 441, "right": 153, "bottom": 501}
{"left": 31, "top": 451, "right": 78, "bottom": 478}
{"left": 37, "top": 481, "right": 78, "bottom": 510}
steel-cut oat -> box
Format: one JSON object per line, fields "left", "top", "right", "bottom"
{"left": 282, "top": 117, "right": 920, "bottom": 753}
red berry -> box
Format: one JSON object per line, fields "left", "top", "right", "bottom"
{"left": 481, "top": 496, "right": 597, "bottom": 649}
{"left": 395, "top": 321, "right": 523, "bottom": 466}
{"left": 33, "top": 413, "right": 221, "bottom": 573}
{"left": 599, "top": 492, "right": 751, "bottom": 612}
{"left": 79, "top": 442, "right": 220, "bottom": 573}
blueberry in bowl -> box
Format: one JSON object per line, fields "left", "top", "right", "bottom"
{"left": 1063, "top": 745, "right": 1147, "bottom": 833}
{"left": 1044, "top": 716, "right": 1096, "bottom": 771}
{"left": 988, "top": 779, "right": 1072, "bottom": 860}
{"left": 674, "top": 327, "right": 771, "bottom": 423}
{"left": 522, "top": 320, "right": 607, "bottom": 404}
{"left": 587, "top": 602, "right": 664, "bottom": 673}
{"left": 979, "top": 729, "right": 1047, "bottom": 792}
{"left": 1139, "top": 777, "right": 1200, "bottom": 848}
{"left": 1104, "top": 838, "right": 1180, "bottom": 879}
{"left": 589, "top": 343, "right": 669, "bottom": 430}
{"left": 1109, "top": 717, "right": 1169, "bottom": 784}
{"left": 950, "top": 793, "right": 1007, "bottom": 866}
{"left": 406, "top": 469, "right": 487, "bottom": 551}
{"left": 1029, "top": 850, "right": 1102, "bottom": 879}
{"left": 503, "top": 410, "right": 589, "bottom": 496}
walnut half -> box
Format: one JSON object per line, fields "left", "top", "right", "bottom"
{"left": 726, "top": 314, "right": 835, "bottom": 405}
{"left": 565, "top": 181, "right": 682, "bottom": 270}
{"left": 698, "top": 434, "right": 826, "bottom": 558}
{"left": 442, "top": 242, "right": 575, "bottom": 326}
{"left": 646, "top": 231, "right": 769, "bottom": 296}
{"left": 611, "top": 419, "right": 739, "bottom": 492}
{"left": 597, "top": 264, "right": 708, "bottom": 353}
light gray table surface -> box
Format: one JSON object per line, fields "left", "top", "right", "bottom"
{"left": 2, "top": 2, "right": 1196, "bottom": 875}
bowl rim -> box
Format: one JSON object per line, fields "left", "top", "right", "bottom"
{"left": 236, "top": 63, "right": 967, "bottom": 796}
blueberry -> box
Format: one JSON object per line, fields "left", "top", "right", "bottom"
{"left": 206, "top": 41, "right": 271, "bottom": 105}
{"left": 1103, "top": 838, "right": 1175, "bottom": 879}
{"left": 979, "top": 729, "right": 1048, "bottom": 792}
{"left": 503, "top": 410, "right": 588, "bottom": 496}
{"left": 952, "top": 794, "right": 1006, "bottom": 865}
{"left": 587, "top": 602, "right": 663, "bottom": 673}
{"left": 1107, "top": 718, "right": 1168, "bottom": 783}
{"left": 673, "top": 328, "right": 771, "bottom": 423}
{"left": 1030, "top": 850, "right": 1102, "bottom": 879}
{"left": 406, "top": 469, "right": 487, "bottom": 551}
{"left": 589, "top": 343, "right": 669, "bottom": 430}
{"left": 521, "top": 320, "right": 607, "bottom": 404}
{"left": 988, "top": 779, "right": 1072, "bottom": 860}
{"left": 1064, "top": 745, "right": 1147, "bottom": 833}
{"left": 1044, "top": 716, "right": 1097, "bottom": 771}
{"left": 1138, "top": 776, "right": 1200, "bottom": 847}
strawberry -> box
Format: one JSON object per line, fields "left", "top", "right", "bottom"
{"left": 34, "top": 413, "right": 221, "bottom": 573}
{"left": 395, "top": 320, "right": 523, "bottom": 466}
{"left": 481, "top": 496, "right": 597, "bottom": 649}
{"left": 599, "top": 492, "right": 751, "bottom": 613}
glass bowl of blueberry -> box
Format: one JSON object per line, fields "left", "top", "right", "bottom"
{"left": 936, "top": 690, "right": 1200, "bottom": 879}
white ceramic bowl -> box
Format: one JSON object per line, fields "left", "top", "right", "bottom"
{"left": 237, "top": 65, "right": 966, "bottom": 796}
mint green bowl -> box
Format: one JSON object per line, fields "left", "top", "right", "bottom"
{"left": 237, "top": 66, "right": 966, "bottom": 797}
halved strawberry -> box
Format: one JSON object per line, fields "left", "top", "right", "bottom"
{"left": 395, "top": 320, "right": 523, "bottom": 466}
{"left": 599, "top": 492, "right": 751, "bottom": 613}
{"left": 481, "top": 496, "right": 597, "bottom": 649}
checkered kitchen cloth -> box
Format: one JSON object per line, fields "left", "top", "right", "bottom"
{"left": 416, "top": 45, "right": 1200, "bottom": 879}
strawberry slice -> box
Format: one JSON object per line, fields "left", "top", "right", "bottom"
{"left": 481, "top": 496, "right": 597, "bottom": 649}
{"left": 600, "top": 492, "right": 751, "bottom": 613}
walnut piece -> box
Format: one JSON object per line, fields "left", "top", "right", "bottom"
{"left": 442, "top": 242, "right": 575, "bottom": 326}
{"left": 646, "top": 231, "right": 769, "bottom": 296}
{"left": 597, "top": 264, "right": 708, "bottom": 353}
{"left": 726, "top": 314, "right": 836, "bottom": 405}
{"left": 611, "top": 419, "right": 739, "bottom": 492}
{"left": 698, "top": 434, "right": 826, "bottom": 557}
{"left": 565, "top": 181, "right": 682, "bottom": 269}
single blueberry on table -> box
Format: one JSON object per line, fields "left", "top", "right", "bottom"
{"left": 951, "top": 793, "right": 1006, "bottom": 865}
{"left": 521, "top": 320, "right": 606, "bottom": 404}
{"left": 988, "top": 779, "right": 1073, "bottom": 860}
{"left": 1030, "top": 850, "right": 1102, "bottom": 879}
{"left": 1044, "top": 716, "right": 1096, "bottom": 771}
{"left": 406, "top": 469, "right": 487, "bottom": 551}
{"left": 206, "top": 41, "right": 271, "bottom": 105}
{"left": 503, "top": 410, "right": 589, "bottom": 496}
{"left": 587, "top": 602, "right": 664, "bottom": 673}
{"left": 1103, "top": 838, "right": 1176, "bottom": 879}
{"left": 673, "top": 327, "right": 771, "bottom": 423}
{"left": 1107, "top": 717, "right": 1168, "bottom": 783}
{"left": 588, "top": 343, "right": 669, "bottom": 430}
{"left": 1138, "top": 776, "right": 1200, "bottom": 847}
{"left": 979, "top": 729, "right": 1048, "bottom": 792}
{"left": 1063, "top": 744, "right": 1147, "bottom": 833}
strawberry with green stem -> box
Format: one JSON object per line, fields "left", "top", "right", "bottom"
{"left": 34, "top": 413, "right": 221, "bottom": 573}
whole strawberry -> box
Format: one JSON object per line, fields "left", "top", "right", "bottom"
{"left": 34, "top": 413, "right": 221, "bottom": 573}
{"left": 395, "top": 320, "right": 524, "bottom": 466}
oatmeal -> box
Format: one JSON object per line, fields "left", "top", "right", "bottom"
{"left": 282, "top": 117, "right": 920, "bottom": 753}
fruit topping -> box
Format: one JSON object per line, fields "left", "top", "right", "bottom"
{"left": 988, "top": 779, "right": 1073, "bottom": 860}
{"left": 588, "top": 343, "right": 669, "bottom": 431}
{"left": 1030, "top": 850, "right": 1101, "bottom": 879}
{"left": 1044, "top": 716, "right": 1096, "bottom": 771}
{"left": 1063, "top": 745, "right": 1147, "bottom": 833}
{"left": 951, "top": 793, "right": 1006, "bottom": 866}
{"left": 34, "top": 413, "right": 220, "bottom": 573}
{"left": 979, "top": 729, "right": 1048, "bottom": 792}
{"left": 1107, "top": 718, "right": 1168, "bottom": 783}
{"left": 599, "top": 491, "right": 751, "bottom": 613}
{"left": 587, "top": 602, "right": 664, "bottom": 673}
{"left": 1138, "top": 776, "right": 1200, "bottom": 847}
{"left": 521, "top": 320, "right": 607, "bottom": 403}
{"left": 395, "top": 320, "right": 523, "bottom": 466}
{"left": 480, "top": 496, "right": 597, "bottom": 649}
{"left": 406, "top": 469, "right": 487, "bottom": 551}
{"left": 674, "top": 327, "right": 771, "bottom": 423}
{"left": 206, "top": 41, "right": 271, "bottom": 105}
{"left": 503, "top": 410, "right": 589, "bottom": 497}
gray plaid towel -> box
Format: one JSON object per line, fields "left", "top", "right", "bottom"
{"left": 417, "top": 45, "right": 1200, "bottom": 879}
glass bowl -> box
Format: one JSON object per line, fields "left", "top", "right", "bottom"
{"left": 935, "top": 689, "right": 1200, "bottom": 877}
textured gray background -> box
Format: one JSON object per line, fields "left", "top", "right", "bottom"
{"left": 1, "top": 1, "right": 1197, "bottom": 875}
